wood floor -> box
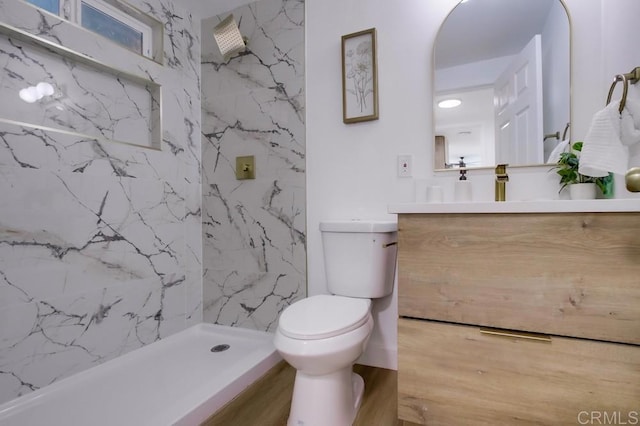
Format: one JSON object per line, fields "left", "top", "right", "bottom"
{"left": 202, "top": 362, "right": 408, "bottom": 426}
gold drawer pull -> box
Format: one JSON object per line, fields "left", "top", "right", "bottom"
{"left": 480, "top": 327, "right": 551, "bottom": 343}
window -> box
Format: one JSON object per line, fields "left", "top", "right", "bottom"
{"left": 26, "top": 0, "right": 59, "bottom": 14}
{"left": 80, "top": 0, "right": 151, "bottom": 57}
{"left": 24, "top": 0, "right": 153, "bottom": 58}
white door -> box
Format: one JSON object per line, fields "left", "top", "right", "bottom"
{"left": 494, "top": 34, "right": 543, "bottom": 165}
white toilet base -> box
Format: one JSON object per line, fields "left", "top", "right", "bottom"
{"left": 287, "top": 367, "right": 365, "bottom": 426}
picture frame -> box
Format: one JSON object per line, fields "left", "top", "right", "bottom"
{"left": 341, "top": 28, "right": 378, "bottom": 124}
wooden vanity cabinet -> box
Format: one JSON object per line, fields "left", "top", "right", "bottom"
{"left": 397, "top": 213, "right": 640, "bottom": 425}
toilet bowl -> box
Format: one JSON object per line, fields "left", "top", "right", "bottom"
{"left": 273, "top": 220, "right": 397, "bottom": 426}
{"left": 274, "top": 295, "right": 374, "bottom": 426}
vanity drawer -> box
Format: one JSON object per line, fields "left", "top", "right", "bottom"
{"left": 398, "top": 213, "right": 640, "bottom": 345}
{"left": 398, "top": 318, "right": 640, "bottom": 425}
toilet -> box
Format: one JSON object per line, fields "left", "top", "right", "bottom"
{"left": 274, "top": 220, "right": 397, "bottom": 426}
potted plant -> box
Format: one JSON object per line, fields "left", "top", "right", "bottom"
{"left": 554, "top": 142, "right": 614, "bottom": 199}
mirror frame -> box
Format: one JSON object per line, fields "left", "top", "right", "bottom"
{"left": 432, "top": 0, "right": 572, "bottom": 172}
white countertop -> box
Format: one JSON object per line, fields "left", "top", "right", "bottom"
{"left": 388, "top": 199, "right": 640, "bottom": 214}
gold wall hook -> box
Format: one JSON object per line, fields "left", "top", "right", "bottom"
{"left": 625, "top": 66, "right": 640, "bottom": 84}
{"left": 626, "top": 167, "right": 640, "bottom": 192}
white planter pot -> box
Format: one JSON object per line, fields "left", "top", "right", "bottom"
{"left": 569, "top": 183, "right": 596, "bottom": 200}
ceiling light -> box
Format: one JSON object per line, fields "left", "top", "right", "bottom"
{"left": 438, "top": 99, "right": 462, "bottom": 109}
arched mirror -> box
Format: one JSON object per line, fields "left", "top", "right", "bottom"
{"left": 433, "top": 0, "right": 570, "bottom": 170}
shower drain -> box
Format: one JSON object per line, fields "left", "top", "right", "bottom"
{"left": 210, "top": 344, "right": 230, "bottom": 353}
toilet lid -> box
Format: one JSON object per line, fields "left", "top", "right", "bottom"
{"left": 278, "top": 295, "right": 371, "bottom": 340}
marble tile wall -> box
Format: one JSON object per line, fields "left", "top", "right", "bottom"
{"left": 0, "top": 34, "right": 157, "bottom": 148}
{"left": 0, "top": 0, "right": 201, "bottom": 405}
{"left": 201, "top": 0, "right": 306, "bottom": 332}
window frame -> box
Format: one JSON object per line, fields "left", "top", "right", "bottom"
{"left": 79, "top": 0, "right": 152, "bottom": 58}
{"left": 25, "top": 0, "right": 153, "bottom": 59}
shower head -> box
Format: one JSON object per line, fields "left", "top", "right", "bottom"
{"left": 212, "top": 14, "right": 246, "bottom": 60}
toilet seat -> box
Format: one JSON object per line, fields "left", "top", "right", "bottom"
{"left": 278, "top": 295, "right": 371, "bottom": 340}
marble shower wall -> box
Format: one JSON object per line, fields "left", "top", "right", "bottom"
{"left": 0, "top": 0, "right": 201, "bottom": 405}
{"left": 201, "top": 0, "right": 306, "bottom": 332}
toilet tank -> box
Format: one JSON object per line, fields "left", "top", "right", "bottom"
{"left": 320, "top": 220, "right": 397, "bottom": 298}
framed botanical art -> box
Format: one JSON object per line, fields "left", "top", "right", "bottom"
{"left": 341, "top": 28, "right": 378, "bottom": 124}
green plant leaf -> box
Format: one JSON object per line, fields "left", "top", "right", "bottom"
{"left": 552, "top": 141, "right": 610, "bottom": 193}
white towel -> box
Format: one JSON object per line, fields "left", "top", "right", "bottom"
{"left": 623, "top": 85, "right": 640, "bottom": 168}
{"left": 621, "top": 95, "right": 640, "bottom": 146}
{"left": 579, "top": 101, "right": 627, "bottom": 177}
{"left": 547, "top": 139, "right": 569, "bottom": 164}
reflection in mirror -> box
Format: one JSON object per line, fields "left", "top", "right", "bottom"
{"left": 433, "top": 0, "right": 570, "bottom": 170}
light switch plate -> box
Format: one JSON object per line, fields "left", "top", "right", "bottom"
{"left": 398, "top": 154, "right": 413, "bottom": 177}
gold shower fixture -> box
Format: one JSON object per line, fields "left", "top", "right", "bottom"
{"left": 236, "top": 155, "right": 255, "bottom": 180}
{"left": 213, "top": 15, "right": 247, "bottom": 60}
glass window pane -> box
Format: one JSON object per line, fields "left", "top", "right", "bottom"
{"left": 81, "top": 2, "right": 143, "bottom": 55}
{"left": 26, "top": 0, "right": 59, "bottom": 15}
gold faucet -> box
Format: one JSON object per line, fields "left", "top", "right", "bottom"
{"left": 495, "top": 164, "right": 509, "bottom": 201}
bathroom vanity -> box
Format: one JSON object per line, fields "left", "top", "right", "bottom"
{"left": 389, "top": 200, "right": 640, "bottom": 425}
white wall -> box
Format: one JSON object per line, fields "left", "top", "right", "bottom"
{"left": 306, "top": 0, "right": 456, "bottom": 369}
{"left": 306, "top": 0, "right": 640, "bottom": 370}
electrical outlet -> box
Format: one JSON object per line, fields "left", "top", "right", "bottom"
{"left": 398, "top": 154, "right": 413, "bottom": 177}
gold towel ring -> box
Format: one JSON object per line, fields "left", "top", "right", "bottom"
{"left": 606, "top": 74, "right": 628, "bottom": 114}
